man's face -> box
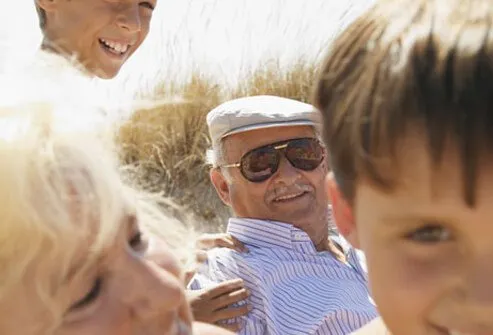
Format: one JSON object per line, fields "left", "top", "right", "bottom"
{"left": 40, "top": 0, "right": 156, "bottom": 78}
{"left": 353, "top": 130, "right": 493, "bottom": 335}
{"left": 213, "top": 126, "right": 329, "bottom": 236}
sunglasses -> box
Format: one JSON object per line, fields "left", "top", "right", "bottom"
{"left": 221, "top": 137, "right": 325, "bottom": 183}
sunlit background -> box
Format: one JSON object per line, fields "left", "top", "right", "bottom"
{"left": 2, "top": 0, "right": 374, "bottom": 96}
{"left": 1, "top": 0, "right": 375, "bottom": 227}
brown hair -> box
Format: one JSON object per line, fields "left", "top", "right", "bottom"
{"left": 313, "top": 0, "right": 493, "bottom": 207}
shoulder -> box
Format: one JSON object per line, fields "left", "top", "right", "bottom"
{"left": 212, "top": 247, "right": 272, "bottom": 278}
{"left": 190, "top": 248, "right": 264, "bottom": 289}
{"left": 193, "top": 322, "right": 235, "bottom": 335}
{"left": 350, "top": 317, "right": 390, "bottom": 335}
{"left": 191, "top": 248, "right": 257, "bottom": 282}
{"left": 207, "top": 247, "right": 259, "bottom": 270}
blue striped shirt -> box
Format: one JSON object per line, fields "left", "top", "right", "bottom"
{"left": 189, "top": 218, "right": 378, "bottom": 335}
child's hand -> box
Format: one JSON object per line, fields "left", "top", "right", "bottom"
{"left": 184, "top": 234, "right": 247, "bottom": 285}
{"left": 187, "top": 279, "right": 251, "bottom": 332}
{"left": 196, "top": 233, "right": 249, "bottom": 253}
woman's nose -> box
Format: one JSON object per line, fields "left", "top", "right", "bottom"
{"left": 119, "top": 253, "right": 186, "bottom": 321}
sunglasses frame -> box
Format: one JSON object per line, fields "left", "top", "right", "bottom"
{"left": 220, "top": 137, "right": 325, "bottom": 182}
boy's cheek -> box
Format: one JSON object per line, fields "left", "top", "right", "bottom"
{"left": 365, "top": 242, "right": 455, "bottom": 335}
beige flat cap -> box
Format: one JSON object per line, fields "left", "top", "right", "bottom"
{"left": 206, "top": 95, "right": 323, "bottom": 145}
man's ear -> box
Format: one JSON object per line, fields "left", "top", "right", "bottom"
{"left": 326, "top": 172, "right": 360, "bottom": 249}
{"left": 210, "top": 168, "right": 232, "bottom": 207}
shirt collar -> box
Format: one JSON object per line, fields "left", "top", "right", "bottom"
{"left": 227, "top": 217, "right": 318, "bottom": 254}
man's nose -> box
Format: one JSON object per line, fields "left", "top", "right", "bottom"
{"left": 274, "top": 155, "right": 301, "bottom": 183}
{"left": 116, "top": 4, "right": 142, "bottom": 33}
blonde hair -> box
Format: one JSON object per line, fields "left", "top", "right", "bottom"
{"left": 0, "top": 73, "right": 195, "bottom": 331}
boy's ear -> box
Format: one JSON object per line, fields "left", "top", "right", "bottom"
{"left": 210, "top": 168, "right": 232, "bottom": 207}
{"left": 36, "top": 0, "right": 59, "bottom": 12}
{"left": 326, "top": 172, "right": 360, "bottom": 249}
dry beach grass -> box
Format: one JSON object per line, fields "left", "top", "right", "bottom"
{"left": 117, "top": 60, "right": 318, "bottom": 231}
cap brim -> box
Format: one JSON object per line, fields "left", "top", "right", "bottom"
{"left": 221, "top": 120, "right": 322, "bottom": 140}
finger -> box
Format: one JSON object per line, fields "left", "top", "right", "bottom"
{"left": 219, "top": 323, "right": 242, "bottom": 332}
{"left": 196, "top": 233, "right": 247, "bottom": 252}
{"left": 215, "top": 236, "right": 237, "bottom": 250}
{"left": 196, "top": 233, "right": 222, "bottom": 250}
{"left": 231, "top": 235, "right": 248, "bottom": 253}
{"left": 195, "top": 233, "right": 210, "bottom": 249}
{"left": 195, "top": 250, "right": 208, "bottom": 264}
{"left": 202, "top": 278, "right": 245, "bottom": 300}
{"left": 184, "top": 270, "right": 196, "bottom": 285}
{"left": 213, "top": 304, "right": 252, "bottom": 322}
{"left": 211, "top": 288, "right": 250, "bottom": 310}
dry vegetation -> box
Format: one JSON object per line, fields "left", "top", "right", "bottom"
{"left": 117, "top": 60, "right": 318, "bottom": 231}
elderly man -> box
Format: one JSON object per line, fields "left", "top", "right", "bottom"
{"left": 34, "top": 0, "right": 156, "bottom": 78}
{"left": 188, "top": 95, "right": 378, "bottom": 335}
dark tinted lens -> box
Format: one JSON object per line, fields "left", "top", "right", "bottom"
{"left": 285, "top": 138, "right": 324, "bottom": 171}
{"left": 240, "top": 146, "right": 279, "bottom": 182}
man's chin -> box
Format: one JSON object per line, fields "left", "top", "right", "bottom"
{"left": 269, "top": 209, "right": 313, "bottom": 224}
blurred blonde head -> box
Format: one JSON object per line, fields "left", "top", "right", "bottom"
{"left": 0, "top": 73, "right": 196, "bottom": 334}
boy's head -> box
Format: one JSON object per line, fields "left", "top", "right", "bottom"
{"left": 35, "top": 0, "right": 157, "bottom": 79}
{"left": 314, "top": 0, "right": 493, "bottom": 334}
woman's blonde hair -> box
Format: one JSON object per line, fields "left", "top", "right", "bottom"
{"left": 0, "top": 72, "right": 195, "bottom": 331}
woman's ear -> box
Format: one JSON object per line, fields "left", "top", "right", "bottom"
{"left": 326, "top": 172, "right": 360, "bottom": 249}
